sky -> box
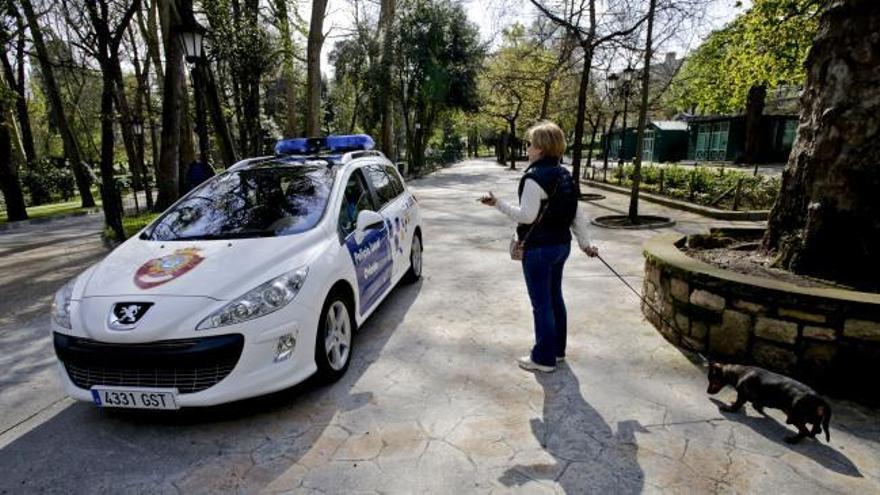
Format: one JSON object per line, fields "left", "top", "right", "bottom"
{"left": 319, "top": 0, "right": 752, "bottom": 74}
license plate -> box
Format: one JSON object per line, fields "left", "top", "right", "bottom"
{"left": 91, "top": 387, "right": 179, "bottom": 410}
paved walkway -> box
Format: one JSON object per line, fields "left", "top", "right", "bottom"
{"left": 0, "top": 159, "right": 877, "bottom": 493}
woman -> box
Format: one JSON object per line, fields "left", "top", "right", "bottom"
{"left": 480, "top": 121, "right": 598, "bottom": 373}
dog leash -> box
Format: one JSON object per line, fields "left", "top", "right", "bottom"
{"left": 595, "top": 254, "right": 709, "bottom": 363}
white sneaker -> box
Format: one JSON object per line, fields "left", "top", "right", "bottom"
{"left": 517, "top": 355, "right": 556, "bottom": 373}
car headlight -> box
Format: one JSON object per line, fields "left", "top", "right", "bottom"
{"left": 196, "top": 267, "right": 308, "bottom": 330}
{"left": 51, "top": 279, "right": 76, "bottom": 329}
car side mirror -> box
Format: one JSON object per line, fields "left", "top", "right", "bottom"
{"left": 354, "top": 210, "right": 385, "bottom": 244}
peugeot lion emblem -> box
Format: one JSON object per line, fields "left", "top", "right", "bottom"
{"left": 108, "top": 302, "right": 153, "bottom": 330}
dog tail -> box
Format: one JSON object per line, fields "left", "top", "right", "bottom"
{"left": 820, "top": 404, "right": 831, "bottom": 442}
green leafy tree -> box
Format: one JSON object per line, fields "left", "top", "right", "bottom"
{"left": 670, "top": 0, "right": 819, "bottom": 114}
{"left": 394, "top": 0, "right": 484, "bottom": 172}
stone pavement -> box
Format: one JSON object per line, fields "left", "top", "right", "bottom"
{"left": 0, "top": 158, "right": 877, "bottom": 494}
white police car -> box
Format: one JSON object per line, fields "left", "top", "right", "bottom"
{"left": 50, "top": 135, "right": 423, "bottom": 409}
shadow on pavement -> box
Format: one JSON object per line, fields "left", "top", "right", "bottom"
{"left": 0, "top": 280, "right": 422, "bottom": 494}
{"left": 710, "top": 398, "right": 863, "bottom": 478}
{"left": 499, "top": 364, "right": 646, "bottom": 493}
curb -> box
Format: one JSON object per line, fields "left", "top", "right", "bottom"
{"left": 581, "top": 179, "right": 769, "bottom": 221}
{"left": 0, "top": 209, "right": 102, "bottom": 232}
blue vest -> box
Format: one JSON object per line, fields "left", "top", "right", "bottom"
{"left": 516, "top": 158, "right": 578, "bottom": 249}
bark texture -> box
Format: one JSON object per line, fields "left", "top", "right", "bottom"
{"left": 762, "top": 0, "right": 880, "bottom": 289}
{"left": 306, "top": 0, "right": 327, "bottom": 136}
{"left": 1, "top": 89, "right": 28, "bottom": 221}
{"left": 743, "top": 84, "right": 766, "bottom": 166}
{"left": 628, "top": 0, "right": 656, "bottom": 219}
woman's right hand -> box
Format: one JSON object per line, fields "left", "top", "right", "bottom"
{"left": 479, "top": 191, "right": 497, "bottom": 206}
{"left": 582, "top": 245, "right": 599, "bottom": 257}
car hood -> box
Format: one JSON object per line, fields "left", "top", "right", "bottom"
{"left": 82, "top": 229, "right": 328, "bottom": 300}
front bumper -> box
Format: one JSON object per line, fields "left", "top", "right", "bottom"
{"left": 53, "top": 318, "right": 317, "bottom": 407}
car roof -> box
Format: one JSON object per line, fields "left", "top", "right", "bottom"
{"left": 226, "top": 150, "right": 389, "bottom": 173}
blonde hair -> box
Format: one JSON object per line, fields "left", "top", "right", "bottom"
{"left": 527, "top": 121, "right": 566, "bottom": 159}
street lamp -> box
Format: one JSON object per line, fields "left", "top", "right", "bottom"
{"left": 179, "top": 25, "right": 205, "bottom": 63}
{"left": 178, "top": 20, "right": 210, "bottom": 165}
{"left": 617, "top": 65, "right": 635, "bottom": 178}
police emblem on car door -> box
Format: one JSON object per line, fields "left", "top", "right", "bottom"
{"left": 340, "top": 169, "right": 392, "bottom": 315}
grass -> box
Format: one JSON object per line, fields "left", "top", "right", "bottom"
{"left": 103, "top": 211, "right": 160, "bottom": 242}
{"left": 0, "top": 196, "right": 103, "bottom": 225}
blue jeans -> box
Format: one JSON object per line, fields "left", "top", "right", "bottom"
{"left": 522, "top": 243, "right": 571, "bottom": 366}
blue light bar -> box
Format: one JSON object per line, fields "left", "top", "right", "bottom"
{"left": 275, "top": 134, "right": 375, "bottom": 155}
{"left": 327, "top": 134, "right": 375, "bottom": 152}
{"left": 274, "top": 138, "right": 310, "bottom": 155}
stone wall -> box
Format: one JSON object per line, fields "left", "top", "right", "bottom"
{"left": 642, "top": 233, "right": 880, "bottom": 405}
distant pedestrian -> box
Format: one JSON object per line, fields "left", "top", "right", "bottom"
{"left": 480, "top": 121, "right": 598, "bottom": 373}
{"left": 185, "top": 159, "right": 215, "bottom": 192}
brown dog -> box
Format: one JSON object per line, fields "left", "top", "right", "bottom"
{"left": 707, "top": 363, "right": 831, "bottom": 444}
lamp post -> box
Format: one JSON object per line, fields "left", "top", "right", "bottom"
{"left": 132, "top": 119, "right": 153, "bottom": 210}
{"left": 178, "top": 21, "right": 209, "bottom": 165}
{"left": 617, "top": 66, "right": 635, "bottom": 178}
{"left": 603, "top": 74, "right": 619, "bottom": 182}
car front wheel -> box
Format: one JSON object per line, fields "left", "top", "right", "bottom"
{"left": 315, "top": 292, "right": 354, "bottom": 382}
{"left": 403, "top": 233, "right": 422, "bottom": 283}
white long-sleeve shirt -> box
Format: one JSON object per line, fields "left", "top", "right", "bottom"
{"left": 495, "top": 178, "right": 593, "bottom": 248}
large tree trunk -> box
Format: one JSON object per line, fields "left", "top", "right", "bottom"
{"left": 379, "top": 0, "right": 396, "bottom": 156}
{"left": 743, "top": 84, "right": 766, "bottom": 168}
{"left": 19, "top": 0, "right": 95, "bottom": 207}
{"left": 628, "top": 0, "right": 656, "bottom": 220}
{"left": 1, "top": 87, "right": 28, "bottom": 221}
{"left": 508, "top": 119, "right": 517, "bottom": 170}
{"left": 762, "top": 0, "right": 880, "bottom": 289}
{"left": 155, "top": 0, "right": 184, "bottom": 210}
{"left": 275, "top": 0, "right": 299, "bottom": 137}
{"left": 306, "top": 0, "right": 328, "bottom": 136}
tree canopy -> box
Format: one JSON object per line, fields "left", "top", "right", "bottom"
{"left": 670, "top": 0, "right": 819, "bottom": 114}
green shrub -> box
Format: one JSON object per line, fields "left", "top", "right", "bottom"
{"left": 102, "top": 211, "right": 160, "bottom": 243}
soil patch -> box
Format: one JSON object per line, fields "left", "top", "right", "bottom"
{"left": 684, "top": 243, "right": 862, "bottom": 291}
{"left": 592, "top": 215, "right": 675, "bottom": 230}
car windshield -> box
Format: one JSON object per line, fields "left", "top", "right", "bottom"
{"left": 144, "top": 165, "right": 335, "bottom": 241}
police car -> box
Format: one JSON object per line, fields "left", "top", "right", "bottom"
{"left": 50, "top": 135, "right": 423, "bottom": 409}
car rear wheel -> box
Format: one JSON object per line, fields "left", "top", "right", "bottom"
{"left": 403, "top": 233, "right": 422, "bottom": 284}
{"left": 315, "top": 292, "right": 354, "bottom": 382}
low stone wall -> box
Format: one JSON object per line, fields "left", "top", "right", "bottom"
{"left": 642, "top": 233, "right": 880, "bottom": 405}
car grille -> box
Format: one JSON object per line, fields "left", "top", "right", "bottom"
{"left": 54, "top": 333, "right": 244, "bottom": 394}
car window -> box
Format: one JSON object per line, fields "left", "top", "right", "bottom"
{"left": 365, "top": 164, "right": 398, "bottom": 208}
{"left": 145, "top": 165, "right": 334, "bottom": 240}
{"left": 384, "top": 165, "right": 405, "bottom": 196}
{"left": 338, "top": 170, "right": 374, "bottom": 236}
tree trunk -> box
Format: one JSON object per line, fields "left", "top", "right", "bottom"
{"left": 99, "top": 69, "right": 125, "bottom": 241}
{"left": 743, "top": 84, "right": 766, "bottom": 168}
{"left": 179, "top": 79, "right": 197, "bottom": 193}
{"left": 19, "top": 0, "right": 95, "bottom": 207}
{"left": 203, "top": 65, "right": 239, "bottom": 167}
{"left": 0, "top": 13, "right": 36, "bottom": 168}
{"left": 1, "top": 89, "right": 28, "bottom": 221}
{"left": 628, "top": 0, "right": 656, "bottom": 220}
{"left": 110, "top": 56, "right": 144, "bottom": 190}
{"left": 570, "top": 46, "right": 594, "bottom": 192}
{"left": 585, "top": 115, "right": 600, "bottom": 177}
{"left": 155, "top": 0, "right": 184, "bottom": 210}
{"left": 508, "top": 119, "right": 517, "bottom": 170}
{"left": 275, "top": 0, "right": 299, "bottom": 137}
{"left": 762, "top": 0, "right": 880, "bottom": 289}
{"left": 379, "top": 0, "right": 396, "bottom": 156}
{"left": 306, "top": 0, "right": 328, "bottom": 136}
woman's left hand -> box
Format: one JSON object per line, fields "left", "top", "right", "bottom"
{"left": 479, "top": 191, "right": 497, "bottom": 206}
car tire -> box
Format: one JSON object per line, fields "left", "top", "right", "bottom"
{"left": 403, "top": 232, "right": 422, "bottom": 284}
{"left": 315, "top": 290, "right": 355, "bottom": 383}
